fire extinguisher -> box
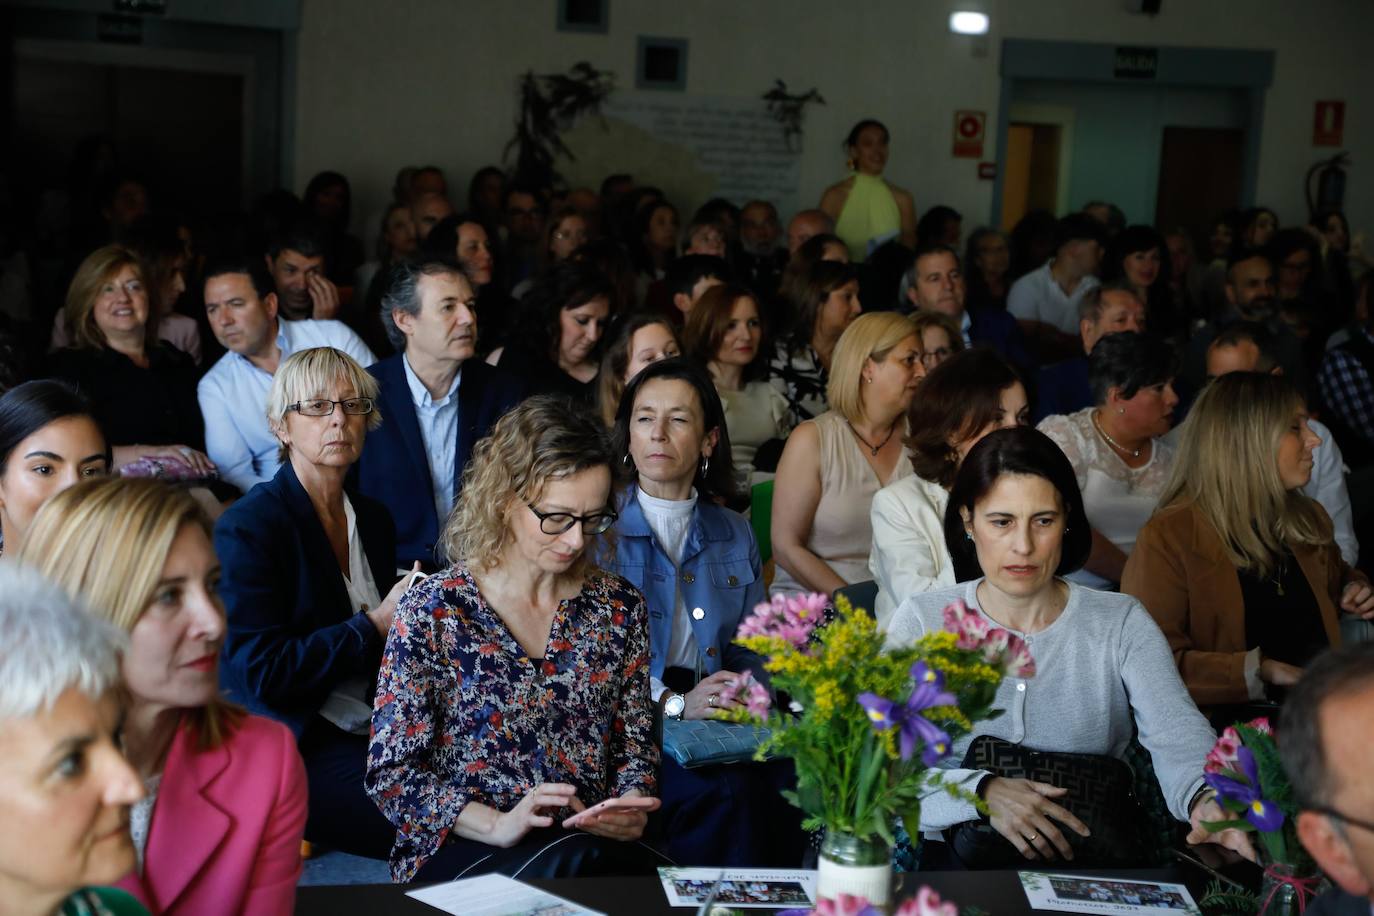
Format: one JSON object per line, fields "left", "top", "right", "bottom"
{"left": 1306, "top": 151, "right": 1350, "bottom": 215}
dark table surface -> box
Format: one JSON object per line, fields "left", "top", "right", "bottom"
{"left": 296, "top": 867, "right": 1205, "bottom": 915}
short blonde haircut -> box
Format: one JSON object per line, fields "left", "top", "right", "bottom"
{"left": 826, "top": 312, "right": 918, "bottom": 423}
{"left": 1159, "top": 372, "right": 1331, "bottom": 578}
{"left": 441, "top": 395, "right": 616, "bottom": 577}
{"left": 16, "top": 477, "right": 243, "bottom": 749}
{"left": 64, "top": 245, "right": 152, "bottom": 351}
{"left": 266, "top": 347, "right": 382, "bottom": 463}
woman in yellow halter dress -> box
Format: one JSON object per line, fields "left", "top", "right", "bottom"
{"left": 820, "top": 119, "right": 917, "bottom": 261}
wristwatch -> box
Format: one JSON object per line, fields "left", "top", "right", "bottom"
{"left": 663, "top": 692, "right": 686, "bottom": 721}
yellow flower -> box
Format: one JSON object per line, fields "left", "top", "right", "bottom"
{"left": 812, "top": 678, "right": 845, "bottom": 721}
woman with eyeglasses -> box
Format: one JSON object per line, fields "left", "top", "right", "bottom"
{"left": 215, "top": 347, "right": 414, "bottom": 860}
{"left": 367, "top": 396, "right": 666, "bottom": 883}
{"left": 909, "top": 311, "right": 966, "bottom": 371}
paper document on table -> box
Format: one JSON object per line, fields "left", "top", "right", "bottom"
{"left": 406, "top": 873, "right": 605, "bottom": 915}
{"left": 658, "top": 867, "right": 816, "bottom": 908}
{"left": 1019, "top": 871, "right": 1202, "bottom": 915}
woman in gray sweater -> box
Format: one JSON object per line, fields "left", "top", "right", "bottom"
{"left": 884, "top": 427, "right": 1252, "bottom": 866}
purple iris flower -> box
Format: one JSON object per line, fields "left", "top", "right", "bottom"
{"left": 857, "top": 662, "right": 956, "bottom": 765}
{"left": 1203, "top": 746, "right": 1286, "bottom": 832}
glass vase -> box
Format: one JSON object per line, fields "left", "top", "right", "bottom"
{"left": 1258, "top": 862, "right": 1325, "bottom": 915}
{"left": 817, "top": 829, "right": 893, "bottom": 907}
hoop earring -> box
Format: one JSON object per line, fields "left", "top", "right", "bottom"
{"left": 622, "top": 453, "right": 632, "bottom": 467}
{"left": 700, "top": 456, "right": 710, "bottom": 477}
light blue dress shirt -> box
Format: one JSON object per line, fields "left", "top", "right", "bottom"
{"left": 197, "top": 319, "right": 376, "bottom": 494}
{"left": 402, "top": 354, "right": 461, "bottom": 526}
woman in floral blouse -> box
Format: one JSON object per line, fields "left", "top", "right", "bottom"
{"left": 365, "top": 395, "right": 663, "bottom": 883}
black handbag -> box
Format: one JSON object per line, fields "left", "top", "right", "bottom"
{"left": 945, "top": 735, "right": 1151, "bottom": 869}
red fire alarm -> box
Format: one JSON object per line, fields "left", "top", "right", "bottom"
{"left": 1313, "top": 100, "right": 1345, "bottom": 147}
{"left": 953, "top": 110, "right": 986, "bottom": 159}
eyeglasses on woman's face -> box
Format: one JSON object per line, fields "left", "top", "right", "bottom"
{"left": 287, "top": 397, "right": 375, "bottom": 417}
{"left": 526, "top": 503, "right": 618, "bottom": 536}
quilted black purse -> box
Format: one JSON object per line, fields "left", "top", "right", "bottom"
{"left": 945, "top": 735, "right": 1151, "bottom": 869}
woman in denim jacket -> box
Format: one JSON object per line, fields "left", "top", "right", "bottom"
{"left": 608, "top": 358, "right": 805, "bottom": 867}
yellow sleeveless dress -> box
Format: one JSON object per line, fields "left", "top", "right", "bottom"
{"left": 834, "top": 172, "right": 901, "bottom": 261}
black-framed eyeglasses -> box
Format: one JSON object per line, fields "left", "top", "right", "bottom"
{"left": 1310, "top": 805, "right": 1374, "bottom": 835}
{"left": 287, "top": 397, "right": 375, "bottom": 417}
{"left": 921, "top": 348, "right": 952, "bottom": 366}
{"left": 526, "top": 503, "right": 618, "bottom": 536}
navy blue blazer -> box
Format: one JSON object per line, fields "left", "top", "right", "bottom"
{"left": 215, "top": 460, "right": 398, "bottom": 737}
{"left": 969, "top": 307, "right": 1036, "bottom": 372}
{"left": 356, "top": 354, "right": 524, "bottom": 571}
{"left": 1034, "top": 356, "right": 1092, "bottom": 423}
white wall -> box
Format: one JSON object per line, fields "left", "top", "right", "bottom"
{"left": 294, "top": 0, "right": 1371, "bottom": 238}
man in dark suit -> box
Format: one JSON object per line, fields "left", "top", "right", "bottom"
{"left": 1033, "top": 282, "right": 1146, "bottom": 422}
{"left": 903, "top": 243, "right": 1035, "bottom": 372}
{"left": 1279, "top": 642, "right": 1374, "bottom": 916}
{"left": 357, "top": 258, "right": 524, "bottom": 571}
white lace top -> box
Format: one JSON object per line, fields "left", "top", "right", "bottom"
{"left": 130, "top": 772, "right": 162, "bottom": 872}
{"left": 1037, "top": 407, "right": 1175, "bottom": 588}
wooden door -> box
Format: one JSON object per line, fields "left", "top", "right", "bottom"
{"left": 1155, "top": 126, "right": 1244, "bottom": 242}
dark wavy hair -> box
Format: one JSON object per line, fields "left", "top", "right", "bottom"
{"left": 904, "top": 349, "right": 1024, "bottom": 488}
{"left": 611, "top": 357, "right": 740, "bottom": 507}
{"left": 944, "top": 426, "right": 1092, "bottom": 581}
{"left": 511, "top": 260, "right": 616, "bottom": 364}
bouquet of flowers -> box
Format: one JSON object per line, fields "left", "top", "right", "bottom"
{"left": 1200, "top": 718, "right": 1320, "bottom": 913}
{"left": 721, "top": 592, "right": 1034, "bottom": 846}
{"left": 781, "top": 886, "right": 981, "bottom": 916}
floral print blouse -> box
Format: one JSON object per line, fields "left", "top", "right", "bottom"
{"left": 365, "top": 563, "right": 658, "bottom": 882}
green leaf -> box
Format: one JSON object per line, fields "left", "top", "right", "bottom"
{"left": 1201, "top": 818, "right": 1254, "bottom": 833}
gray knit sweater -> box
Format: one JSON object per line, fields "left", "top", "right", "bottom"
{"left": 883, "top": 579, "right": 1214, "bottom": 833}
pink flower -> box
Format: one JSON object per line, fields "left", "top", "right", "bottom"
{"left": 896, "top": 887, "right": 959, "bottom": 916}
{"left": 942, "top": 600, "right": 989, "bottom": 649}
{"left": 745, "top": 681, "right": 772, "bottom": 717}
{"left": 814, "top": 894, "right": 881, "bottom": 916}
{"left": 1247, "top": 717, "right": 1273, "bottom": 736}
{"left": 737, "top": 593, "right": 825, "bottom": 648}
{"left": 1205, "top": 727, "right": 1242, "bottom": 774}
{"left": 1001, "top": 631, "right": 1036, "bottom": 679}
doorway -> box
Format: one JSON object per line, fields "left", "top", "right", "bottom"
{"left": 1002, "top": 122, "right": 1062, "bottom": 230}
{"left": 1155, "top": 126, "right": 1245, "bottom": 243}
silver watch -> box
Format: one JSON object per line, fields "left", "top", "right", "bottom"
{"left": 663, "top": 693, "right": 686, "bottom": 720}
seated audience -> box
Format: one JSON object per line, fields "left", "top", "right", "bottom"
{"left": 684, "top": 284, "right": 791, "bottom": 484}
{"left": 1007, "top": 214, "right": 1104, "bottom": 362}
{"left": 126, "top": 219, "right": 202, "bottom": 364}
{"left": 595, "top": 314, "right": 682, "bottom": 427}
{"left": 910, "top": 310, "right": 964, "bottom": 371}
{"left": 916, "top": 205, "right": 962, "bottom": 250}
{"left": 1207, "top": 322, "right": 1358, "bottom": 566}
{"left": 772, "top": 313, "right": 921, "bottom": 595}
{"left": 0, "top": 380, "right": 108, "bottom": 557}
{"left": 964, "top": 228, "right": 1010, "bottom": 313}
{"left": 265, "top": 219, "right": 341, "bottom": 321}
{"left": 1279, "top": 643, "right": 1374, "bottom": 916}
{"left": 1104, "top": 225, "right": 1177, "bottom": 340}
{"left": 1038, "top": 333, "right": 1179, "bottom": 589}
{"left": 737, "top": 200, "right": 787, "bottom": 299}
{"left": 20, "top": 479, "right": 307, "bottom": 915}
{"left": 785, "top": 208, "right": 834, "bottom": 255}
{"left": 903, "top": 243, "right": 1031, "bottom": 369}
{"left": 681, "top": 216, "right": 727, "bottom": 259}
{"left": 633, "top": 200, "right": 680, "bottom": 296}
{"left": 421, "top": 213, "right": 512, "bottom": 352}
{"left": 884, "top": 427, "right": 1250, "bottom": 868}
{"left": 198, "top": 257, "right": 375, "bottom": 494}
{"left": 1240, "top": 206, "right": 1279, "bottom": 249}
{"left": 215, "top": 347, "right": 409, "bottom": 859}
{"left": 47, "top": 245, "right": 210, "bottom": 478}
{"left": 0, "top": 565, "right": 147, "bottom": 915}
{"left": 501, "top": 183, "right": 546, "bottom": 291}
{"left": 303, "top": 171, "right": 365, "bottom": 287}
{"left": 409, "top": 190, "right": 454, "bottom": 245}
{"left": 357, "top": 259, "right": 525, "bottom": 571}
{"left": 608, "top": 359, "right": 804, "bottom": 866}
{"left": 487, "top": 261, "right": 613, "bottom": 404}
{"left": 770, "top": 260, "right": 862, "bottom": 425}
{"left": 1122, "top": 373, "right": 1374, "bottom": 706}
{"left": 1033, "top": 282, "right": 1146, "bottom": 422}
{"left": 870, "top": 349, "right": 1027, "bottom": 626}
{"left": 366, "top": 396, "right": 664, "bottom": 882}
{"left": 355, "top": 202, "right": 419, "bottom": 354}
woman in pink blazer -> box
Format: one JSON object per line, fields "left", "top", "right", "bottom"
{"left": 18, "top": 478, "right": 307, "bottom": 915}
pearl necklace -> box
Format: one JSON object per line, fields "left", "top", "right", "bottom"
{"left": 1092, "top": 409, "right": 1142, "bottom": 459}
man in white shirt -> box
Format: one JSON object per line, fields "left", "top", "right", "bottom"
{"left": 1008, "top": 213, "right": 1105, "bottom": 362}
{"left": 1205, "top": 321, "right": 1358, "bottom": 565}
{"left": 198, "top": 257, "right": 375, "bottom": 494}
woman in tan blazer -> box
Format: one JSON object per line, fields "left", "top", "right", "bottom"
{"left": 1122, "top": 373, "right": 1374, "bottom": 707}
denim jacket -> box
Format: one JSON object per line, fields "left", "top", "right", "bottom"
{"left": 608, "top": 487, "right": 767, "bottom": 682}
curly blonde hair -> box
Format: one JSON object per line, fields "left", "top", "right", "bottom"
{"left": 440, "top": 395, "right": 617, "bottom": 576}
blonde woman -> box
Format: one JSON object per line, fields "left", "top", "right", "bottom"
{"left": 1122, "top": 373, "right": 1374, "bottom": 707}
{"left": 366, "top": 396, "right": 664, "bottom": 883}
{"left": 47, "top": 245, "right": 212, "bottom": 476}
{"left": 19, "top": 478, "right": 306, "bottom": 915}
{"left": 771, "top": 312, "right": 924, "bottom": 596}
{"left": 213, "top": 347, "right": 412, "bottom": 859}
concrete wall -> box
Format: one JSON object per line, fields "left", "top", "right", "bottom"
{"left": 293, "top": 0, "right": 1371, "bottom": 237}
